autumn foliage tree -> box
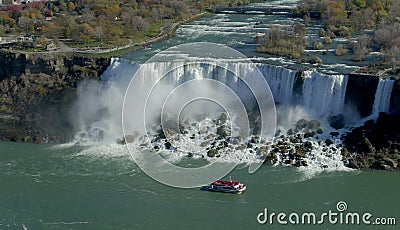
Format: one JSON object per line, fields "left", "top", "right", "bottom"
{"left": 297, "top": 0, "right": 400, "bottom": 65}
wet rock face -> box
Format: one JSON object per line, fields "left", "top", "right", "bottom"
{"left": 390, "top": 80, "right": 400, "bottom": 113}
{"left": 328, "top": 114, "right": 345, "bottom": 129}
{"left": 0, "top": 52, "right": 110, "bottom": 82}
{"left": 0, "top": 50, "right": 111, "bottom": 143}
{"left": 343, "top": 112, "right": 400, "bottom": 170}
{"left": 345, "top": 74, "right": 379, "bottom": 117}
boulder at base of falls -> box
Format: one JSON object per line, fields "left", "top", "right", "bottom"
{"left": 217, "top": 126, "right": 229, "bottom": 139}
{"left": 328, "top": 114, "right": 345, "bottom": 129}
{"left": 307, "top": 120, "right": 321, "bottom": 130}
{"left": 325, "top": 139, "right": 334, "bottom": 146}
{"left": 296, "top": 119, "right": 308, "bottom": 130}
{"left": 207, "top": 148, "right": 218, "bottom": 157}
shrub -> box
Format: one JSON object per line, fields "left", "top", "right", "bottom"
{"left": 310, "top": 56, "right": 322, "bottom": 64}
{"left": 338, "top": 26, "right": 351, "bottom": 37}
{"left": 0, "top": 105, "right": 11, "bottom": 113}
{"left": 319, "top": 28, "right": 326, "bottom": 37}
{"left": 313, "top": 41, "right": 324, "bottom": 50}
{"left": 324, "top": 36, "right": 332, "bottom": 44}
{"left": 335, "top": 44, "right": 348, "bottom": 56}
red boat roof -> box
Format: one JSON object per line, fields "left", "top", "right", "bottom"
{"left": 211, "top": 180, "right": 241, "bottom": 186}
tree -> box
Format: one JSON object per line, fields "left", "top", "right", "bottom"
{"left": 9, "top": 5, "right": 23, "bottom": 20}
{"left": 121, "top": 7, "right": 135, "bottom": 26}
{"left": 131, "top": 16, "right": 149, "bottom": 32}
{"left": 105, "top": 4, "right": 122, "bottom": 20}
{"left": 81, "top": 8, "right": 95, "bottom": 23}
{"left": 79, "top": 23, "right": 95, "bottom": 44}
{"left": 374, "top": 24, "right": 396, "bottom": 50}
{"left": 350, "top": 34, "right": 371, "bottom": 61}
{"left": 323, "top": 1, "right": 347, "bottom": 27}
{"left": 151, "top": 7, "right": 163, "bottom": 22}
{"left": 59, "top": 1, "right": 67, "bottom": 11}
{"left": 68, "top": 2, "right": 76, "bottom": 12}
{"left": 388, "top": 45, "right": 400, "bottom": 66}
{"left": 42, "top": 23, "right": 58, "bottom": 38}
{"left": 389, "top": 0, "right": 400, "bottom": 22}
{"left": 0, "top": 12, "right": 16, "bottom": 28}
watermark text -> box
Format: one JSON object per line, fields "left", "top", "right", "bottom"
{"left": 257, "top": 201, "right": 396, "bottom": 226}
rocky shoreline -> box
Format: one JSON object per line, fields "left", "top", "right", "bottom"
{"left": 0, "top": 50, "right": 110, "bottom": 143}
{"left": 342, "top": 112, "right": 400, "bottom": 170}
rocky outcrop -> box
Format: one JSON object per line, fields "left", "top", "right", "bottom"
{"left": 390, "top": 80, "right": 400, "bottom": 113}
{"left": 0, "top": 50, "right": 110, "bottom": 143}
{"left": 343, "top": 112, "right": 400, "bottom": 170}
{"left": 345, "top": 73, "right": 379, "bottom": 117}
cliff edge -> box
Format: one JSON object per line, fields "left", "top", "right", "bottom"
{"left": 0, "top": 50, "right": 111, "bottom": 143}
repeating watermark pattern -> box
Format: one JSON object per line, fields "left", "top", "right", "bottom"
{"left": 122, "top": 42, "right": 276, "bottom": 188}
{"left": 257, "top": 201, "right": 396, "bottom": 226}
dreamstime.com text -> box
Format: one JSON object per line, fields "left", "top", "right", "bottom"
{"left": 257, "top": 201, "right": 396, "bottom": 226}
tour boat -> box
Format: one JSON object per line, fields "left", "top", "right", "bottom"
{"left": 201, "top": 179, "right": 246, "bottom": 194}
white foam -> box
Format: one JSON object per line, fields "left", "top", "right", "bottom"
{"left": 71, "top": 60, "right": 360, "bottom": 178}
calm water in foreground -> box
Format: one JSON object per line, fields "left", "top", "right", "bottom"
{"left": 0, "top": 142, "right": 399, "bottom": 229}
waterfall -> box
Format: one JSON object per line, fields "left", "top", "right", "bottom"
{"left": 258, "top": 64, "right": 297, "bottom": 104}
{"left": 101, "top": 60, "right": 298, "bottom": 105}
{"left": 73, "top": 58, "right": 352, "bottom": 173}
{"left": 73, "top": 58, "right": 354, "bottom": 143}
{"left": 301, "top": 71, "right": 348, "bottom": 116}
{"left": 372, "top": 79, "right": 395, "bottom": 117}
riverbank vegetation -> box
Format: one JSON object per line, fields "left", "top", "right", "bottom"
{"left": 256, "top": 23, "right": 307, "bottom": 59}
{"left": 0, "top": 0, "right": 260, "bottom": 50}
{"left": 257, "top": 0, "right": 400, "bottom": 67}
{"left": 297, "top": 0, "right": 400, "bottom": 66}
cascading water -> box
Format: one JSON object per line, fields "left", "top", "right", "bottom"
{"left": 257, "top": 64, "right": 297, "bottom": 104}
{"left": 301, "top": 71, "right": 348, "bottom": 117}
{"left": 372, "top": 79, "right": 395, "bottom": 117}
{"left": 72, "top": 58, "right": 356, "bottom": 174}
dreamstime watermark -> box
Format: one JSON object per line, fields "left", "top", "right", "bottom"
{"left": 257, "top": 201, "right": 396, "bottom": 226}
{"left": 122, "top": 42, "right": 277, "bottom": 188}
